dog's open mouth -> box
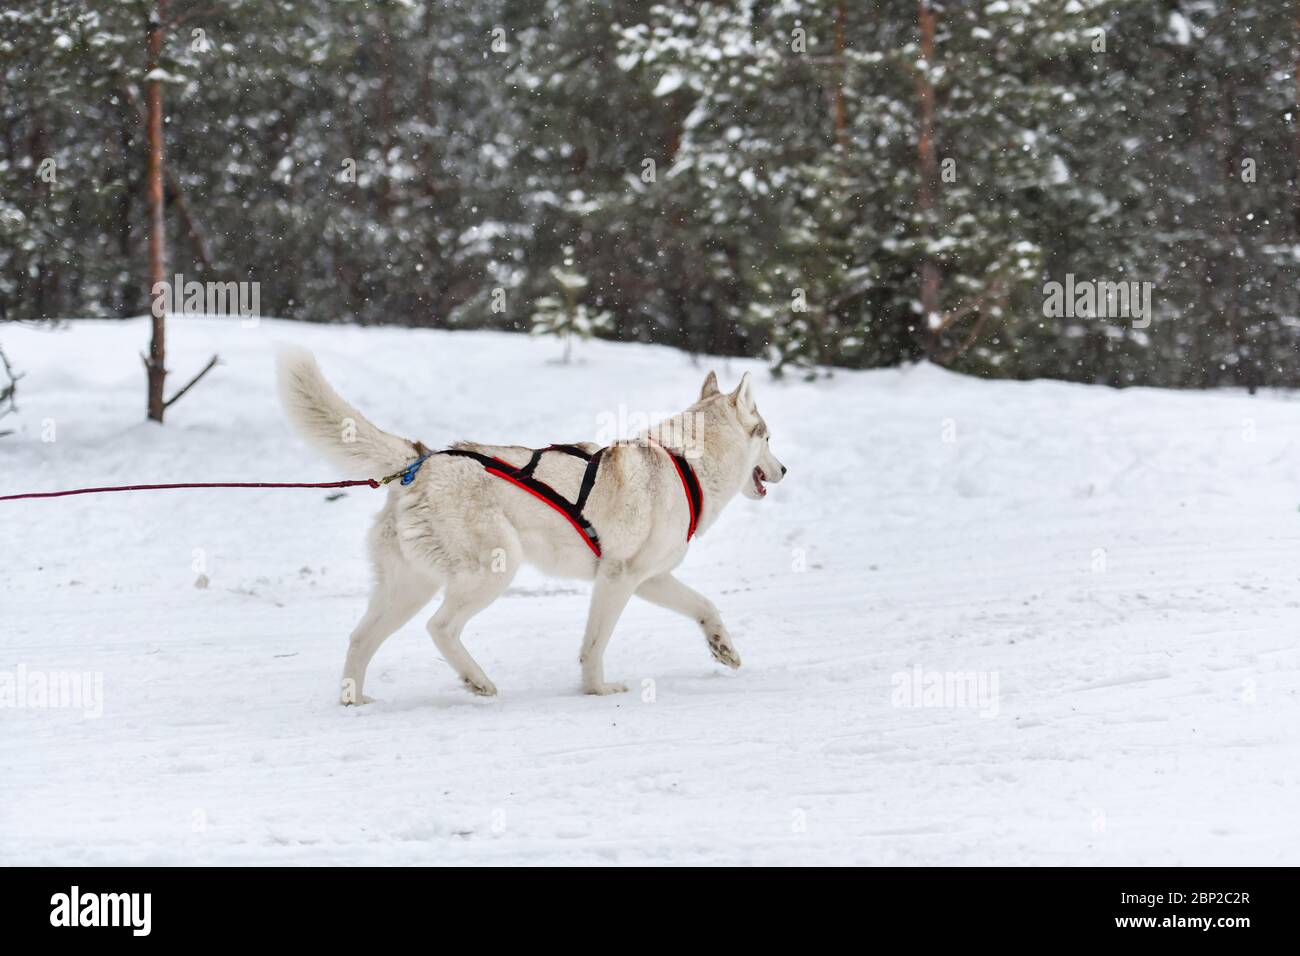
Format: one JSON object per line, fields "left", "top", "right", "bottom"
{"left": 752, "top": 467, "right": 768, "bottom": 497}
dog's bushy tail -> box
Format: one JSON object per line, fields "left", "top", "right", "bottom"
{"left": 277, "top": 348, "right": 418, "bottom": 479}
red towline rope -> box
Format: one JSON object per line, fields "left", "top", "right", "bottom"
{"left": 0, "top": 478, "right": 380, "bottom": 502}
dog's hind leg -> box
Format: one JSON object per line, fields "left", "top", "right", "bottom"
{"left": 426, "top": 562, "right": 517, "bottom": 697}
{"left": 341, "top": 564, "right": 437, "bottom": 705}
{"left": 635, "top": 572, "right": 740, "bottom": 669}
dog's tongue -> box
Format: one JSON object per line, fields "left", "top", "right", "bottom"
{"left": 753, "top": 467, "right": 767, "bottom": 496}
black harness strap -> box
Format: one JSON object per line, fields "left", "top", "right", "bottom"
{"left": 517, "top": 443, "right": 593, "bottom": 478}
{"left": 516, "top": 448, "right": 545, "bottom": 478}
{"left": 574, "top": 448, "right": 605, "bottom": 513}
{"left": 546, "top": 443, "right": 596, "bottom": 460}
{"left": 439, "top": 448, "right": 512, "bottom": 471}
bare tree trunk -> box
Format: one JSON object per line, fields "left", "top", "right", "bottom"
{"left": 378, "top": 0, "right": 395, "bottom": 224}
{"left": 914, "top": 0, "right": 940, "bottom": 359}
{"left": 832, "top": 0, "right": 849, "bottom": 151}
{"left": 144, "top": 0, "right": 169, "bottom": 422}
{"left": 1218, "top": 33, "right": 1251, "bottom": 391}
{"left": 1294, "top": 0, "right": 1299, "bottom": 237}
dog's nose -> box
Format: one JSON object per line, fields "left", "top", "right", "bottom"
{"left": 781, "top": 464, "right": 788, "bottom": 477}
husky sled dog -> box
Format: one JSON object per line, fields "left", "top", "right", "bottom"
{"left": 278, "top": 350, "right": 786, "bottom": 702}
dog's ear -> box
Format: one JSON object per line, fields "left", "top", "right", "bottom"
{"left": 730, "top": 372, "right": 755, "bottom": 413}
{"left": 700, "top": 370, "right": 720, "bottom": 400}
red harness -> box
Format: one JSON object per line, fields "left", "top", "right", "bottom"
{"left": 648, "top": 438, "right": 701, "bottom": 541}
{"left": 410, "top": 440, "right": 703, "bottom": 558}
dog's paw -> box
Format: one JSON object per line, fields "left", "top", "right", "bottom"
{"left": 706, "top": 631, "right": 742, "bottom": 669}
{"left": 339, "top": 679, "right": 374, "bottom": 705}
{"left": 462, "top": 674, "right": 498, "bottom": 697}
{"left": 583, "top": 680, "right": 629, "bottom": 696}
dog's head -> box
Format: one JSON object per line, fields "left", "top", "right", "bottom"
{"left": 698, "top": 370, "right": 787, "bottom": 500}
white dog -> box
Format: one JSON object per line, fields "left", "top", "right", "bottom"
{"left": 278, "top": 350, "right": 786, "bottom": 702}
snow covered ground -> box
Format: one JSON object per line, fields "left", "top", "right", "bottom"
{"left": 2, "top": 317, "right": 1298, "bottom": 865}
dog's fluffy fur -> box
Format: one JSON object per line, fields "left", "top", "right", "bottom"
{"left": 278, "top": 349, "right": 786, "bottom": 701}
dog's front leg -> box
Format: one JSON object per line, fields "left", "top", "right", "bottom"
{"left": 579, "top": 567, "right": 638, "bottom": 695}
{"left": 635, "top": 572, "right": 740, "bottom": 669}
